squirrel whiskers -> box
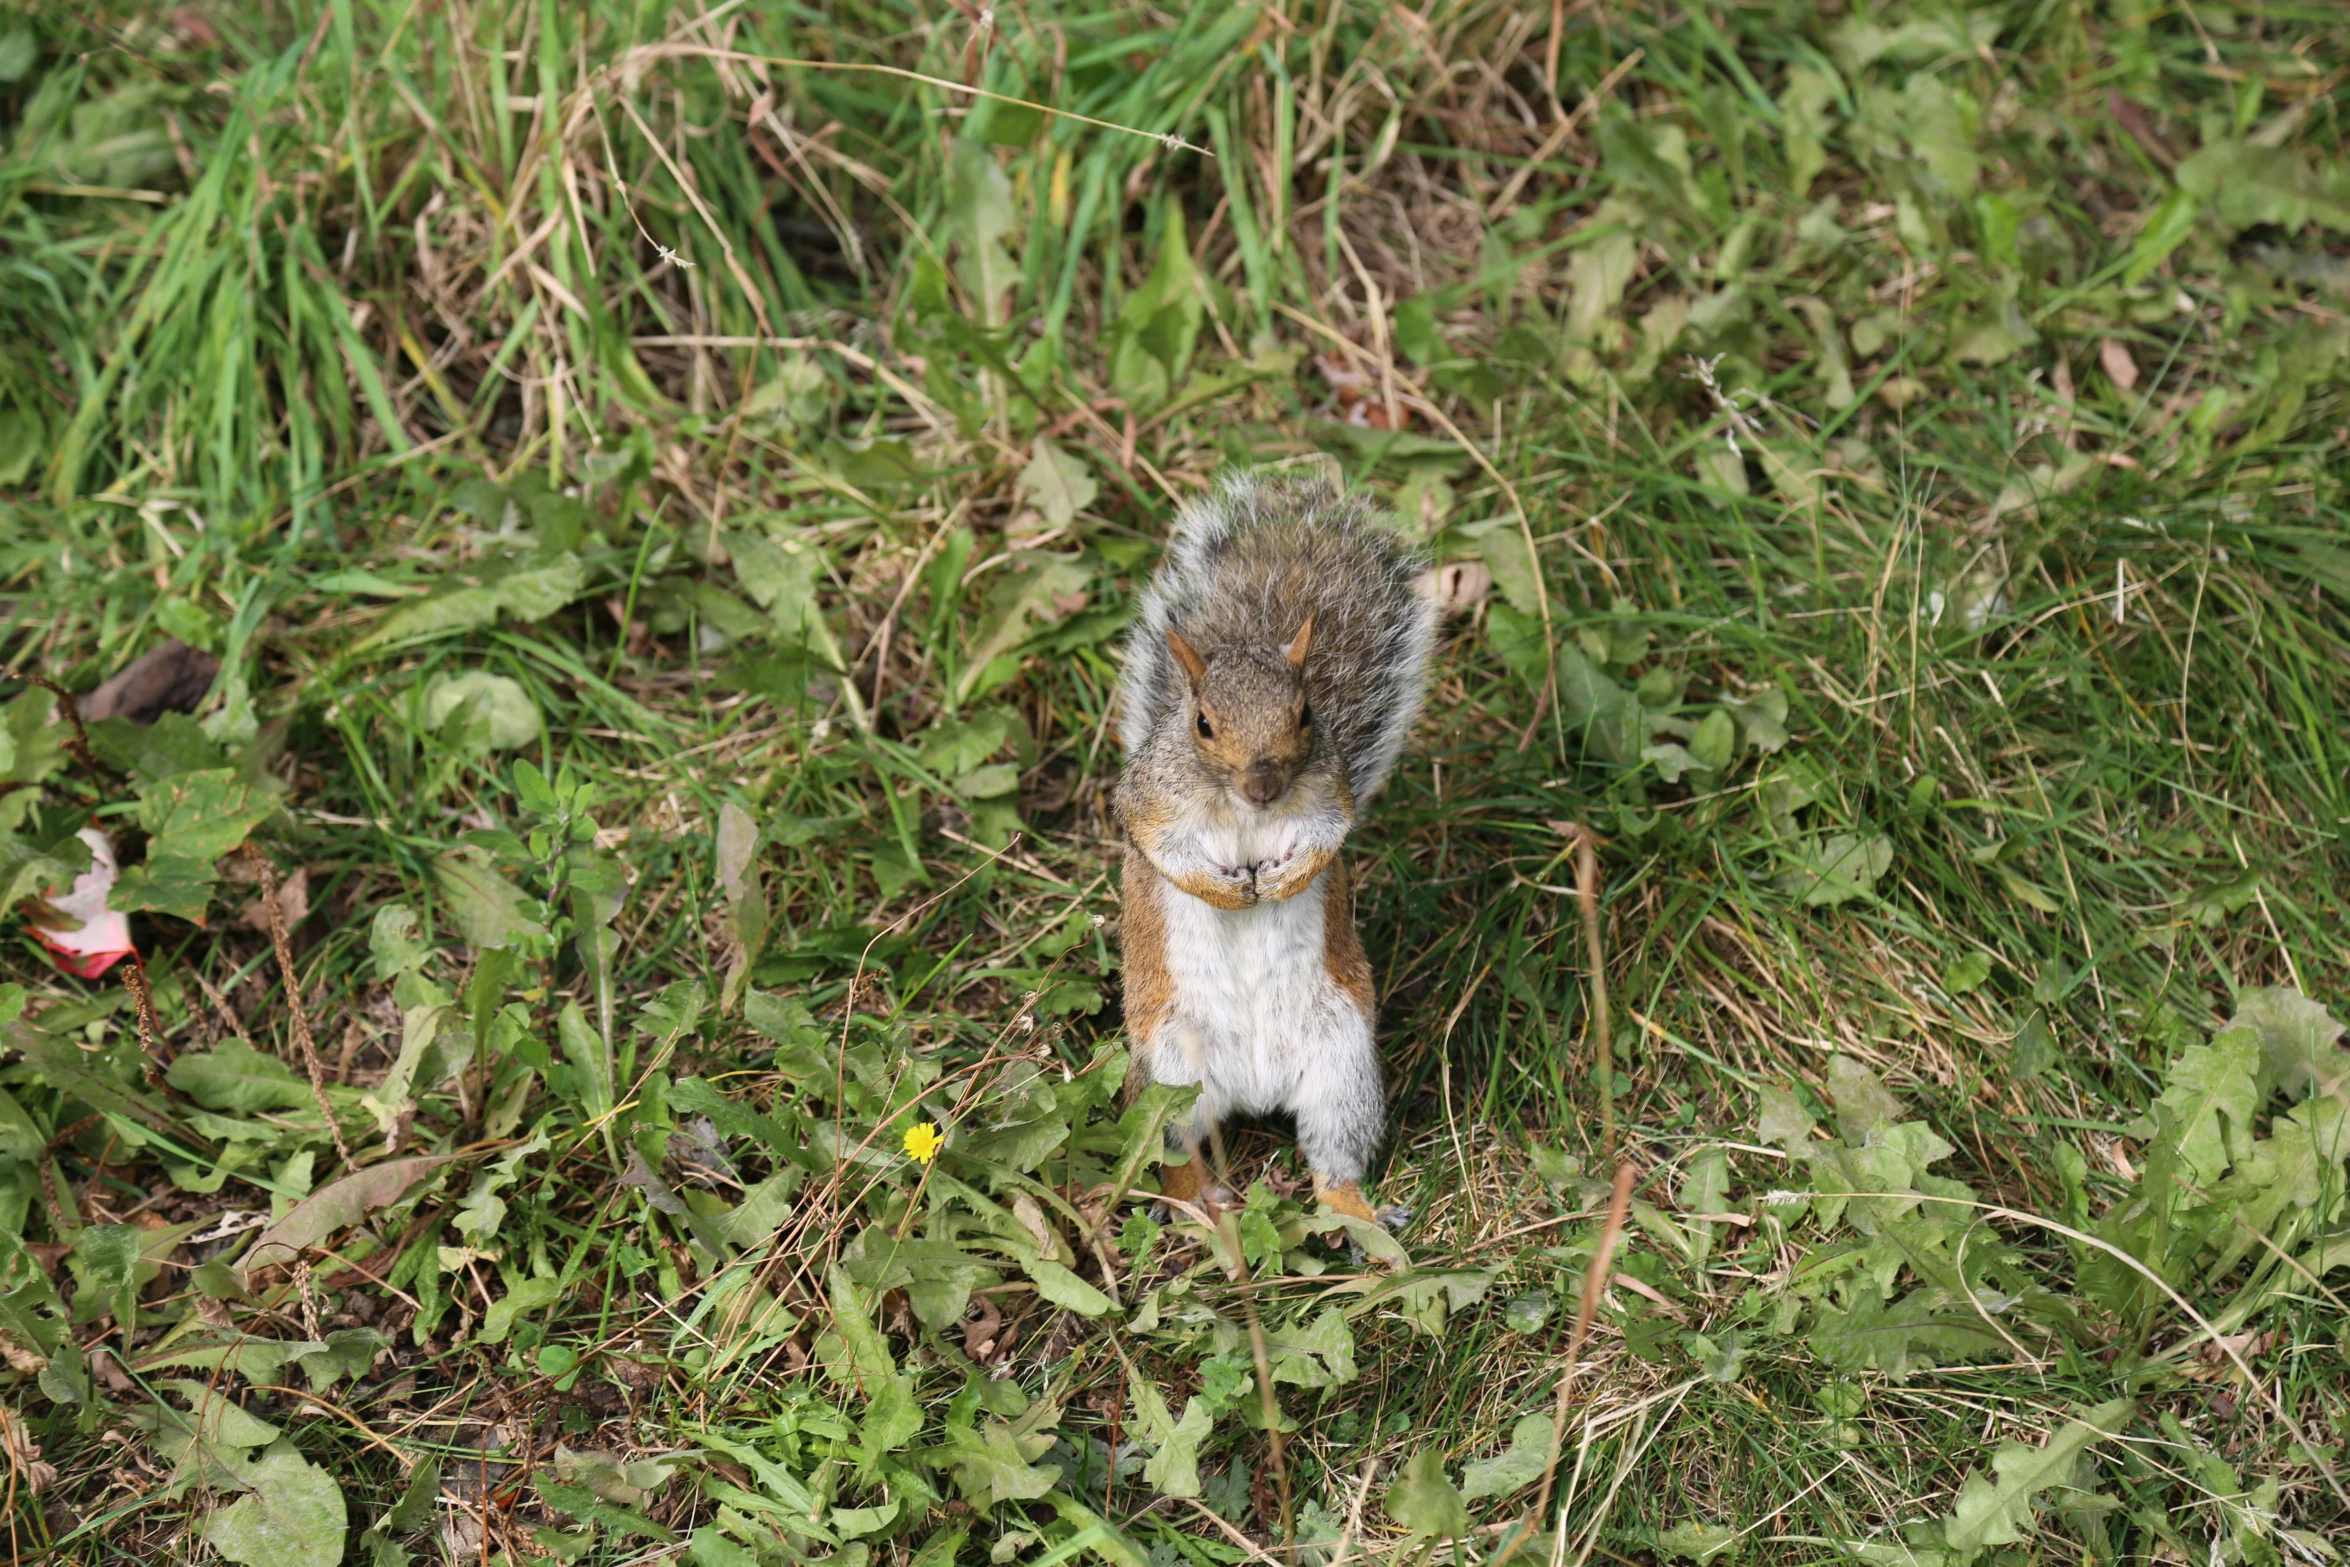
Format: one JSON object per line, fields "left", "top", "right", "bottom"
{"left": 1113, "top": 471, "right": 1435, "bottom": 1222}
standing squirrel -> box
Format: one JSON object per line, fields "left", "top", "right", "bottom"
{"left": 1113, "top": 472, "right": 1436, "bottom": 1224}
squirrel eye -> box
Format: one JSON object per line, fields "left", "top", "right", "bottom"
{"left": 1196, "top": 713, "right": 1213, "bottom": 740}
{"left": 1299, "top": 704, "right": 1313, "bottom": 729}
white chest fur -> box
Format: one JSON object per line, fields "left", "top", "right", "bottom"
{"left": 1150, "top": 868, "right": 1368, "bottom": 1123}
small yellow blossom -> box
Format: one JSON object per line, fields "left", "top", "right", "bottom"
{"left": 903, "top": 1120, "right": 945, "bottom": 1164}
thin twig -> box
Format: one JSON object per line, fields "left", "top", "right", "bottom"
{"left": 1568, "top": 823, "right": 1614, "bottom": 1162}
{"left": 1493, "top": 1163, "right": 1635, "bottom": 1567}
{"left": 627, "top": 45, "right": 1213, "bottom": 157}
{"left": 244, "top": 844, "right": 355, "bottom": 1170}
{"left": 253, "top": 1384, "right": 416, "bottom": 1470}
{"left": 1325, "top": 1457, "right": 1380, "bottom": 1567}
{"left": 1177, "top": 1497, "right": 1285, "bottom": 1564}
{"left": 1512, "top": 684, "right": 1551, "bottom": 755}
{"left": 1204, "top": 1122, "right": 1294, "bottom": 1557}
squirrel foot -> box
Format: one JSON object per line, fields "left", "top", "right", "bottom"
{"left": 1154, "top": 1153, "right": 1234, "bottom": 1220}
{"left": 1314, "top": 1180, "right": 1379, "bottom": 1224}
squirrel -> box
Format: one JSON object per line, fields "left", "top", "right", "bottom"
{"left": 1112, "top": 471, "right": 1436, "bottom": 1225}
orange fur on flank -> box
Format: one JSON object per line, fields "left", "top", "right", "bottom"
{"left": 1118, "top": 843, "right": 1177, "bottom": 1074}
{"left": 1319, "top": 858, "right": 1375, "bottom": 1018}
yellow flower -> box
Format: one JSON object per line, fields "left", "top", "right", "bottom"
{"left": 903, "top": 1120, "right": 945, "bottom": 1164}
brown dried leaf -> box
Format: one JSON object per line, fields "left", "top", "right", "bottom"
{"left": 963, "top": 1296, "right": 1003, "bottom": 1361}
{"left": 1418, "top": 560, "right": 1493, "bottom": 614}
{"left": 235, "top": 865, "right": 310, "bottom": 934}
{"left": 79, "top": 640, "right": 220, "bottom": 725}
{"left": 603, "top": 1354, "right": 662, "bottom": 1390}
{"left": 2099, "top": 338, "right": 2140, "bottom": 392}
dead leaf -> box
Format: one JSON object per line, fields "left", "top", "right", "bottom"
{"left": 0, "top": 1406, "right": 56, "bottom": 1494}
{"left": 1314, "top": 351, "right": 1369, "bottom": 402}
{"left": 602, "top": 1354, "right": 662, "bottom": 1390}
{"left": 714, "top": 804, "right": 757, "bottom": 903}
{"left": 1610, "top": 1271, "right": 1684, "bottom": 1316}
{"left": 1418, "top": 560, "right": 1493, "bottom": 614}
{"left": 2099, "top": 339, "right": 2140, "bottom": 392}
{"left": 442, "top": 1515, "right": 486, "bottom": 1562}
{"left": 1011, "top": 1194, "right": 1055, "bottom": 1252}
{"left": 2105, "top": 91, "right": 2178, "bottom": 170}
{"left": 1001, "top": 507, "right": 1055, "bottom": 551}
{"left": 166, "top": 7, "right": 221, "bottom": 47}
{"left": 235, "top": 866, "right": 310, "bottom": 934}
{"left": 89, "top": 1346, "right": 138, "bottom": 1393}
{"left": 1876, "top": 376, "right": 1927, "bottom": 409}
{"left": 1344, "top": 398, "right": 1412, "bottom": 431}
{"left": 2049, "top": 356, "right": 2077, "bottom": 448}
{"left": 963, "top": 1295, "right": 1004, "bottom": 1361}
{"left": 240, "top": 1155, "right": 456, "bottom": 1277}
{"left": 79, "top": 640, "right": 220, "bottom": 724}
{"left": 2196, "top": 1328, "right": 2273, "bottom": 1368}
{"left": 440, "top": 1425, "right": 522, "bottom": 1504}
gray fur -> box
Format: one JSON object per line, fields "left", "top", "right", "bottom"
{"left": 1118, "top": 471, "right": 1437, "bottom": 802}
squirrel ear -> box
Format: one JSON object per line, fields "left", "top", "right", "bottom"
{"left": 1164, "top": 627, "right": 1206, "bottom": 687}
{"left": 1284, "top": 612, "right": 1315, "bottom": 669}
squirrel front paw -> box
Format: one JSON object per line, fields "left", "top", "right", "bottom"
{"left": 1254, "top": 843, "right": 1333, "bottom": 902}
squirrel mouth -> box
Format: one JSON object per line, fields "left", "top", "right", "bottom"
{"left": 1237, "top": 763, "right": 1290, "bottom": 807}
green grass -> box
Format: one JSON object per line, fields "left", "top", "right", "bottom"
{"left": 3, "top": 1, "right": 2349, "bottom": 1564}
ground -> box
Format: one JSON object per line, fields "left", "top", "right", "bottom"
{"left": 2, "top": 2, "right": 2348, "bottom": 1564}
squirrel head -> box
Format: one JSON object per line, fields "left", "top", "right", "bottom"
{"left": 1164, "top": 616, "right": 1316, "bottom": 808}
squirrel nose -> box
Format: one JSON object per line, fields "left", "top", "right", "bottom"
{"left": 1240, "top": 762, "right": 1286, "bottom": 806}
